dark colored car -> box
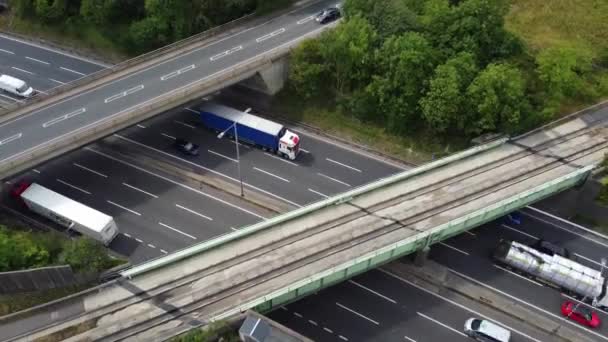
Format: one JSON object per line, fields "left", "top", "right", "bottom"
{"left": 174, "top": 138, "right": 200, "bottom": 156}
{"left": 315, "top": 7, "right": 341, "bottom": 24}
{"left": 533, "top": 239, "right": 570, "bottom": 258}
{"left": 561, "top": 301, "right": 601, "bottom": 328}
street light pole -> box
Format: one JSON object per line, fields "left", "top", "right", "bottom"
{"left": 234, "top": 122, "right": 244, "bottom": 196}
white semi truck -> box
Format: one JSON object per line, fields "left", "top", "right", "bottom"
{"left": 15, "top": 182, "right": 119, "bottom": 246}
{"left": 494, "top": 239, "right": 608, "bottom": 309}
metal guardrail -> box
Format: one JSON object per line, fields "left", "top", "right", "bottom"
{"left": 121, "top": 137, "right": 508, "bottom": 278}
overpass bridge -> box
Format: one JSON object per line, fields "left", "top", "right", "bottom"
{"left": 1, "top": 102, "right": 607, "bottom": 341}
{"left": 0, "top": 0, "right": 337, "bottom": 180}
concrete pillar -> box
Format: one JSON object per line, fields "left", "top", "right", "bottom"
{"left": 414, "top": 246, "right": 431, "bottom": 267}
{"left": 240, "top": 58, "right": 289, "bottom": 95}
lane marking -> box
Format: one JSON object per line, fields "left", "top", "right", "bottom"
{"left": 158, "top": 221, "right": 196, "bottom": 240}
{"left": 335, "top": 302, "right": 379, "bottom": 325}
{"left": 230, "top": 227, "right": 238, "bottom": 231}
{"left": 104, "top": 84, "right": 144, "bottom": 103}
{"left": 208, "top": 149, "right": 237, "bottom": 162}
{"left": 280, "top": 306, "right": 288, "bottom": 311}
{"left": 49, "top": 78, "right": 66, "bottom": 85}
{"left": 521, "top": 211, "right": 608, "bottom": 249}
{"left": 174, "top": 120, "right": 196, "bottom": 129}
{"left": 160, "top": 64, "right": 196, "bottom": 81}
{"left": 300, "top": 148, "right": 310, "bottom": 153}
{"left": 86, "top": 146, "right": 269, "bottom": 218}
{"left": 147, "top": 243, "right": 156, "bottom": 249}
{"left": 339, "top": 336, "right": 348, "bottom": 341}
{"left": 60, "top": 66, "right": 86, "bottom": 76}
{"left": 254, "top": 167, "right": 290, "bottom": 183}
{"left": 42, "top": 108, "right": 86, "bottom": 128}
{"left": 493, "top": 264, "right": 543, "bottom": 286}
{"left": 210, "top": 45, "right": 243, "bottom": 61}
{"left": 500, "top": 224, "right": 539, "bottom": 240}
{"left": 380, "top": 269, "right": 544, "bottom": 342}
{"left": 122, "top": 233, "right": 131, "bottom": 238}
{"left": 73, "top": 162, "right": 107, "bottom": 178}
{"left": 256, "top": 28, "right": 286, "bottom": 43}
{"left": 317, "top": 172, "right": 351, "bottom": 187}
{"left": 308, "top": 319, "right": 318, "bottom": 326}
{"left": 438, "top": 242, "right": 469, "bottom": 256}
{"left": 26, "top": 56, "right": 50, "bottom": 65}
{"left": 264, "top": 152, "right": 298, "bottom": 166}
{"left": 560, "top": 293, "right": 608, "bottom": 317}
{"left": 137, "top": 124, "right": 146, "bottom": 129}
{"left": 135, "top": 238, "right": 143, "bottom": 243}
{"left": 176, "top": 204, "right": 213, "bottom": 221}
{"left": 293, "top": 312, "right": 303, "bottom": 318}
{"left": 348, "top": 280, "right": 396, "bottom": 303}
{"left": 574, "top": 253, "right": 602, "bottom": 268}
{"left": 417, "top": 312, "right": 467, "bottom": 337}
{"left": 123, "top": 183, "right": 158, "bottom": 198}
{"left": 34, "top": 89, "right": 48, "bottom": 95}
{"left": 32, "top": 169, "right": 41, "bottom": 174}
{"left": 404, "top": 337, "right": 417, "bottom": 342}
{"left": 11, "top": 66, "right": 33, "bottom": 74}
{"left": 297, "top": 16, "right": 314, "bottom": 24}
{"left": 525, "top": 206, "right": 608, "bottom": 243}
{"left": 107, "top": 200, "right": 141, "bottom": 216}
{"left": 0, "top": 48, "right": 14, "bottom": 54}
{"left": 160, "top": 249, "right": 168, "bottom": 254}
{"left": 323, "top": 327, "right": 333, "bottom": 333}
{"left": 57, "top": 178, "right": 91, "bottom": 195}
{"left": 161, "top": 133, "right": 176, "bottom": 140}
{"left": 326, "top": 158, "right": 362, "bottom": 172}
{"left": 0, "top": 133, "right": 22, "bottom": 145}
{"left": 308, "top": 188, "right": 329, "bottom": 198}
{"left": 464, "top": 230, "right": 476, "bottom": 237}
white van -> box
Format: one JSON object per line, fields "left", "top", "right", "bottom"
{"left": 464, "top": 318, "right": 511, "bottom": 342}
{"left": 0, "top": 74, "right": 34, "bottom": 98}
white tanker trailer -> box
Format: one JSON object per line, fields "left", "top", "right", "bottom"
{"left": 493, "top": 239, "right": 608, "bottom": 309}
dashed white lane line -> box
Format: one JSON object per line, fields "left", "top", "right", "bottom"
{"left": 493, "top": 264, "right": 544, "bottom": 287}
{"left": 11, "top": 66, "right": 34, "bottom": 74}
{"left": 417, "top": 312, "right": 467, "bottom": 337}
{"left": 49, "top": 78, "right": 66, "bottom": 85}
{"left": 335, "top": 302, "right": 379, "bottom": 325}
{"left": 254, "top": 167, "right": 290, "bottom": 183}
{"left": 147, "top": 243, "right": 156, "bottom": 249}
{"left": 158, "top": 221, "right": 197, "bottom": 240}
{"left": 137, "top": 124, "right": 146, "bottom": 129}
{"left": 348, "top": 280, "right": 396, "bottom": 303}
{"left": 500, "top": 224, "right": 538, "bottom": 240}
{"left": 160, "top": 249, "right": 168, "bottom": 254}
{"left": 438, "top": 242, "right": 469, "bottom": 256}
{"left": 317, "top": 173, "right": 351, "bottom": 187}
{"left": 323, "top": 327, "right": 333, "bottom": 333}
{"left": 123, "top": 183, "right": 159, "bottom": 198}
{"left": 32, "top": 169, "right": 41, "bottom": 174}
{"left": 26, "top": 56, "right": 50, "bottom": 65}
{"left": 0, "top": 133, "right": 22, "bottom": 145}
{"left": 176, "top": 204, "right": 213, "bottom": 221}
{"left": 308, "top": 188, "right": 329, "bottom": 198}
{"left": 107, "top": 200, "right": 141, "bottom": 216}
{"left": 174, "top": 120, "right": 196, "bottom": 129}
{"left": 161, "top": 133, "right": 176, "bottom": 140}
{"left": 308, "top": 319, "right": 318, "bottom": 326}
{"left": 300, "top": 148, "right": 310, "bottom": 153}
{"left": 264, "top": 152, "right": 298, "bottom": 166}
{"left": 56, "top": 178, "right": 91, "bottom": 195}
{"left": 256, "top": 28, "right": 286, "bottom": 43}
{"left": 208, "top": 149, "right": 237, "bottom": 162}
{"left": 60, "top": 66, "right": 86, "bottom": 76}
{"left": 0, "top": 48, "right": 14, "bottom": 54}
{"left": 122, "top": 233, "right": 131, "bottom": 238}
{"left": 293, "top": 312, "right": 303, "bottom": 318}
{"left": 326, "top": 158, "right": 362, "bottom": 172}
{"left": 339, "top": 335, "right": 348, "bottom": 341}
{"left": 73, "top": 162, "right": 108, "bottom": 178}
{"left": 404, "top": 336, "right": 417, "bottom": 342}
{"left": 135, "top": 238, "right": 143, "bottom": 243}
{"left": 297, "top": 16, "right": 314, "bottom": 24}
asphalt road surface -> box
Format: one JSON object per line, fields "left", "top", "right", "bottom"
{"left": 0, "top": 0, "right": 340, "bottom": 166}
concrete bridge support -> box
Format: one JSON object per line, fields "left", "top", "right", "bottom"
{"left": 240, "top": 57, "right": 289, "bottom": 95}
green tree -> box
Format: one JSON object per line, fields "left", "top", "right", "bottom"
{"left": 59, "top": 238, "right": 112, "bottom": 273}
{"left": 343, "top": 0, "right": 419, "bottom": 39}
{"left": 0, "top": 227, "right": 49, "bottom": 271}
{"left": 420, "top": 52, "right": 478, "bottom": 132}
{"left": 34, "top": 0, "right": 68, "bottom": 23}
{"left": 289, "top": 38, "right": 329, "bottom": 99}
{"left": 536, "top": 46, "right": 593, "bottom": 101}
{"left": 128, "top": 16, "right": 169, "bottom": 53}
{"left": 10, "top": 0, "right": 35, "bottom": 18}
{"left": 465, "top": 63, "right": 529, "bottom": 135}
{"left": 80, "top": 0, "right": 117, "bottom": 25}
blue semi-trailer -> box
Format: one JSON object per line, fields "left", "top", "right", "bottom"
{"left": 198, "top": 102, "right": 301, "bottom": 160}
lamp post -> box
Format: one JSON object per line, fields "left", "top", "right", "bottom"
{"left": 217, "top": 107, "right": 251, "bottom": 197}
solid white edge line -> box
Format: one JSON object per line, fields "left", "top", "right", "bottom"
{"left": 317, "top": 172, "right": 351, "bottom": 187}
{"left": 574, "top": 253, "right": 603, "bottom": 268}
{"left": 416, "top": 312, "right": 467, "bottom": 337}
{"left": 335, "top": 302, "right": 379, "bottom": 325}
{"left": 493, "top": 264, "right": 544, "bottom": 287}
{"left": 49, "top": 78, "right": 66, "bottom": 85}
{"left": 326, "top": 158, "right": 362, "bottom": 172}
{"left": 25, "top": 56, "right": 50, "bottom": 65}
{"left": 0, "top": 93, "right": 22, "bottom": 103}
{"left": 521, "top": 211, "right": 608, "bottom": 249}
{"left": 158, "top": 221, "right": 197, "bottom": 240}
{"left": 73, "top": 162, "right": 108, "bottom": 178}
{"left": 308, "top": 188, "right": 329, "bottom": 198}
{"left": 500, "top": 224, "right": 539, "bottom": 240}
{"left": 107, "top": 200, "right": 141, "bottom": 216}
{"left": 56, "top": 178, "right": 91, "bottom": 195}
{"left": 208, "top": 149, "right": 237, "bottom": 162}
{"left": 174, "top": 120, "right": 196, "bottom": 129}
{"left": 123, "top": 182, "right": 159, "bottom": 198}
{"left": 254, "top": 167, "right": 290, "bottom": 183}
{"left": 526, "top": 206, "right": 608, "bottom": 242}
{"left": 348, "top": 280, "right": 397, "bottom": 303}
{"left": 404, "top": 336, "right": 417, "bottom": 342}
{"left": 175, "top": 203, "right": 213, "bottom": 221}
{"left": 438, "top": 242, "right": 470, "bottom": 256}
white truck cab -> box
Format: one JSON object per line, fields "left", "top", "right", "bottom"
{"left": 278, "top": 129, "right": 300, "bottom": 160}
{"left": 0, "top": 74, "right": 34, "bottom": 98}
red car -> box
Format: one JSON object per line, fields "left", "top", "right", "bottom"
{"left": 561, "top": 301, "right": 601, "bottom": 328}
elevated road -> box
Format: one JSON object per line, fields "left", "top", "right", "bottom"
{"left": 2, "top": 104, "right": 607, "bottom": 341}
{"left": 0, "top": 0, "right": 337, "bottom": 179}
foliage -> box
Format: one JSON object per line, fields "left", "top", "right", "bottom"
{"left": 58, "top": 238, "right": 115, "bottom": 273}
{"left": 342, "top": 0, "right": 419, "bottom": 39}
{"left": 536, "top": 46, "right": 593, "bottom": 102}
{"left": 0, "top": 226, "right": 50, "bottom": 271}
{"left": 171, "top": 321, "right": 239, "bottom": 342}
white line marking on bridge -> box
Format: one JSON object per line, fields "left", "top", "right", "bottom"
{"left": 176, "top": 204, "right": 213, "bottom": 221}
{"left": 317, "top": 173, "right": 351, "bottom": 187}
{"left": 326, "top": 158, "right": 362, "bottom": 172}
{"left": 293, "top": 312, "right": 303, "bottom": 318}
{"left": 148, "top": 244, "right": 156, "bottom": 249}
{"left": 174, "top": 120, "right": 196, "bottom": 129}
{"left": 57, "top": 178, "right": 91, "bottom": 195}
{"left": 123, "top": 233, "right": 131, "bottom": 238}
{"left": 500, "top": 224, "right": 538, "bottom": 240}
{"left": 49, "top": 78, "right": 66, "bottom": 85}
{"left": 160, "top": 249, "right": 168, "bottom": 254}
{"left": 42, "top": 108, "right": 86, "bottom": 128}
{"left": 60, "top": 66, "right": 85, "bottom": 76}
{"left": 349, "top": 280, "right": 396, "bottom": 303}
{"left": 11, "top": 66, "right": 33, "bottom": 74}
{"left": 107, "top": 200, "right": 141, "bottom": 216}
{"left": 493, "top": 264, "right": 543, "bottom": 286}
{"left": 104, "top": 84, "right": 144, "bottom": 103}
{"left": 73, "top": 162, "right": 107, "bottom": 178}
{"left": 159, "top": 222, "right": 196, "bottom": 240}
{"left": 123, "top": 183, "right": 158, "bottom": 198}
{"left": 161, "top": 64, "right": 196, "bottom": 81}
{"left": 210, "top": 45, "right": 243, "bottom": 61}
{"left": 254, "top": 167, "right": 290, "bottom": 183}
{"left": 0, "top": 133, "right": 22, "bottom": 146}
{"left": 26, "top": 56, "right": 50, "bottom": 65}
{"left": 32, "top": 169, "right": 41, "bottom": 174}
{"left": 256, "top": 28, "right": 286, "bottom": 43}
{"left": 417, "top": 312, "right": 466, "bottom": 337}
{"left": 0, "top": 48, "right": 14, "bottom": 54}
{"left": 324, "top": 327, "right": 333, "bottom": 333}
{"left": 208, "top": 149, "right": 237, "bottom": 162}
{"left": 297, "top": 16, "right": 314, "bottom": 24}
{"left": 439, "top": 242, "right": 469, "bottom": 256}
{"left": 135, "top": 238, "right": 143, "bottom": 243}
{"left": 161, "top": 133, "right": 176, "bottom": 140}
{"left": 336, "top": 302, "right": 379, "bottom": 325}
{"left": 308, "top": 319, "right": 318, "bottom": 326}
{"left": 264, "top": 152, "right": 298, "bottom": 166}
{"left": 404, "top": 336, "right": 417, "bottom": 342}
{"left": 308, "top": 188, "right": 329, "bottom": 198}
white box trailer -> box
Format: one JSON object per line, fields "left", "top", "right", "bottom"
{"left": 19, "top": 183, "right": 119, "bottom": 246}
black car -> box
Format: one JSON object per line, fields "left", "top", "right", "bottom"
{"left": 315, "top": 7, "right": 341, "bottom": 24}
{"left": 174, "top": 138, "right": 200, "bottom": 156}
{"left": 533, "top": 239, "right": 570, "bottom": 258}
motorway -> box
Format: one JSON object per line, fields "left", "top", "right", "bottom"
{"left": 0, "top": 0, "right": 339, "bottom": 167}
